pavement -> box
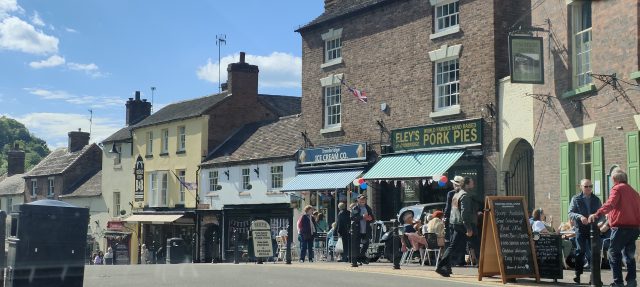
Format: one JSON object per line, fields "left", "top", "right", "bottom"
{"left": 83, "top": 261, "right": 622, "bottom": 287}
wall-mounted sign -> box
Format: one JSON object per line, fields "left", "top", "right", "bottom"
{"left": 392, "top": 119, "right": 482, "bottom": 152}
{"left": 298, "top": 143, "right": 366, "bottom": 165}
{"left": 510, "top": 35, "right": 544, "bottom": 84}
{"left": 134, "top": 155, "right": 144, "bottom": 202}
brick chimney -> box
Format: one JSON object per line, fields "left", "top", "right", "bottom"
{"left": 7, "top": 143, "right": 25, "bottom": 176}
{"left": 227, "top": 52, "right": 258, "bottom": 99}
{"left": 68, "top": 129, "right": 90, "bottom": 152}
{"left": 126, "top": 91, "right": 152, "bottom": 126}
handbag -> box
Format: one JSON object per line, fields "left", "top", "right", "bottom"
{"left": 335, "top": 237, "right": 344, "bottom": 253}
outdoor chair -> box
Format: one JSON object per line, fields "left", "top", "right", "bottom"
{"left": 400, "top": 234, "right": 416, "bottom": 265}
{"left": 421, "top": 232, "right": 441, "bottom": 267}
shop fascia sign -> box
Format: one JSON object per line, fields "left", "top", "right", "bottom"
{"left": 134, "top": 155, "right": 144, "bottom": 202}
{"left": 392, "top": 119, "right": 483, "bottom": 152}
{"left": 298, "top": 143, "right": 367, "bottom": 165}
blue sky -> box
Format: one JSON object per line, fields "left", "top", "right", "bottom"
{"left": 0, "top": 0, "right": 323, "bottom": 148}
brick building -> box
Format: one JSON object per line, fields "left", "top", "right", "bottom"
{"left": 294, "top": 0, "right": 529, "bottom": 220}
{"left": 530, "top": 1, "right": 640, "bottom": 223}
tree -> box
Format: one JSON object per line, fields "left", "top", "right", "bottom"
{"left": 0, "top": 116, "right": 51, "bottom": 175}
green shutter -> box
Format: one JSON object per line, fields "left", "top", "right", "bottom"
{"left": 627, "top": 131, "right": 640, "bottom": 191}
{"left": 560, "top": 142, "right": 575, "bottom": 223}
{"left": 591, "top": 137, "right": 604, "bottom": 201}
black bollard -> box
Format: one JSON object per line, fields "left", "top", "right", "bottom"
{"left": 285, "top": 221, "right": 292, "bottom": 264}
{"left": 392, "top": 219, "right": 400, "bottom": 269}
{"left": 233, "top": 229, "right": 240, "bottom": 265}
{"left": 351, "top": 219, "right": 359, "bottom": 267}
{"left": 590, "top": 222, "right": 602, "bottom": 287}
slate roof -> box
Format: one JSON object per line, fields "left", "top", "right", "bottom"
{"left": 258, "top": 94, "right": 301, "bottom": 117}
{"left": 132, "top": 92, "right": 230, "bottom": 129}
{"left": 0, "top": 173, "right": 25, "bottom": 196}
{"left": 59, "top": 170, "right": 101, "bottom": 198}
{"left": 103, "top": 127, "right": 132, "bottom": 143}
{"left": 25, "top": 144, "right": 97, "bottom": 177}
{"left": 201, "top": 115, "right": 303, "bottom": 166}
{"left": 296, "top": 0, "right": 392, "bottom": 32}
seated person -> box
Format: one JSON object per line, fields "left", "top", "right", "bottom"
{"left": 531, "top": 208, "right": 551, "bottom": 234}
{"left": 402, "top": 212, "right": 417, "bottom": 233}
{"left": 426, "top": 210, "right": 446, "bottom": 247}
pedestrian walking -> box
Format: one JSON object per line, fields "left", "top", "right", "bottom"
{"left": 299, "top": 205, "right": 316, "bottom": 262}
{"left": 93, "top": 251, "right": 104, "bottom": 265}
{"left": 104, "top": 246, "right": 114, "bottom": 265}
{"left": 569, "top": 178, "right": 602, "bottom": 284}
{"left": 435, "top": 176, "right": 476, "bottom": 277}
{"left": 336, "top": 202, "right": 351, "bottom": 262}
{"left": 140, "top": 244, "right": 149, "bottom": 264}
{"left": 350, "top": 194, "right": 374, "bottom": 265}
{"left": 589, "top": 168, "right": 640, "bottom": 287}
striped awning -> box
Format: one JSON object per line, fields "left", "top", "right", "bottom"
{"left": 123, "top": 214, "right": 183, "bottom": 223}
{"left": 281, "top": 169, "right": 363, "bottom": 192}
{"left": 363, "top": 150, "right": 464, "bottom": 180}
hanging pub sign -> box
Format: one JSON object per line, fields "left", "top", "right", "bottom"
{"left": 510, "top": 35, "right": 544, "bottom": 84}
{"left": 392, "top": 119, "right": 482, "bottom": 152}
{"left": 298, "top": 143, "right": 366, "bottom": 165}
{"left": 134, "top": 155, "right": 144, "bottom": 202}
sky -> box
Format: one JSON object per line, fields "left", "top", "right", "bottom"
{"left": 0, "top": 0, "right": 323, "bottom": 149}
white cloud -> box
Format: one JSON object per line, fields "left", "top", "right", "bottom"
{"left": 196, "top": 52, "right": 301, "bottom": 89}
{"left": 29, "top": 54, "right": 65, "bottom": 68}
{"left": 9, "top": 112, "right": 123, "bottom": 149}
{"left": 0, "top": 0, "right": 22, "bottom": 20}
{"left": 0, "top": 16, "right": 58, "bottom": 54}
{"left": 24, "top": 88, "right": 124, "bottom": 108}
{"left": 68, "top": 62, "right": 107, "bottom": 78}
{"left": 65, "top": 27, "right": 77, "bottom": 33}
{"left": 30, "top": 11, "right": 43, "bottom": 27}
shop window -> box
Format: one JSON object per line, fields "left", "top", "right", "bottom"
{"left": 271, "top": 165, "right": 283, "bottom": 190}
{"left": 571, "top": 1, "right": 592, "bottom": 88}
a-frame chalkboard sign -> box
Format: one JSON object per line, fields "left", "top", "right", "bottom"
{"left": 478, "top": 196, "right": 540, "bottom": 284}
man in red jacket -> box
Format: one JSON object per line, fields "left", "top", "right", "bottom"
{"left": 589, "top": 168, "right": 640, "bottom": 287}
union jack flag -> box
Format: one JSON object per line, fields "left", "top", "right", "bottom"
{"left": 341, "top": 78, "right": 368, "bottom": 103}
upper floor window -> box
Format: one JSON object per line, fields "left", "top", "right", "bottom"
{"left": 146, "top": 131, "right": 153, "bottom": 155}
{"left": 149, "top": 171, "right": 168, "bottom": 207}
{"left": 571, "top": 1, "right": 592, "bottom": 88}
{"left": 161, "top": 129, "right": 169, "bottom": 154}
{"left": 434, "top": 58, "right": 460, "bottom": 110}
{"left": 576, "top": 142, "right": 592, "bottom": 183}
{"left": 321, "top": 28, "right": 343, "bottom": 68}
{"left": 47, "top": 178, "right": 54, "bottom": 197}
{"left": 113, "top": 192, "right": 121, "bottom": 217}
{"left": 113, "top": 143, "right": 122, "bottom": 165}
{"left": 434, "top": 0, "right": 460, "bottom": 33}
{"left": 324, "top": 85, "right": 342, "bottom": 128}
{"left": 177, "top": 169, "right": 186, "bottom": 203}
{"left": 6, "top": 197, "right": 12, "bottom": 213}
{"left": 31, "top": 179, "right": 37, "bottom": 197}
{"left": 271, "top": 165, "right": 283, "bottom": 189}
{"left": 241, "top": 168, "right": 251, "bottom": 190}
{"left": 177, "top": 126, "right": 186, "bottom": 152}
{"left": 209, "top": 170, "right": 219, "bottom": 192}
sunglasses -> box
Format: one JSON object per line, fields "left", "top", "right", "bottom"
{"left": 583, "top": 185, "right": 593, "bottom": 188}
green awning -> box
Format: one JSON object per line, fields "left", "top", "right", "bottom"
{"left": 363, "top": 150, "right": 464, "bottom": 180}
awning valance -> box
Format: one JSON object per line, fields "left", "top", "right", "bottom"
{"left": 362, "top": 150, "right": 464, "bottom": 180}
{"left": 281, "top": 169, "right": 363, "bottom": 192}
{"left": 123, "top": 214, "right": 183, "bottom": 223}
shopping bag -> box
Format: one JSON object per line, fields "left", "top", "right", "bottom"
{"left": 335, "top": 237, "right": 344, "bottom": 253}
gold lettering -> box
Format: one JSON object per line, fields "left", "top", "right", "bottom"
{"left": 471, "top": 128, "right": 478, "bottom": 142}
{"left": 453, "top": 130, "right": 461, "bottom": 142}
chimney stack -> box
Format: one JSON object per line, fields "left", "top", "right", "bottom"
{"left": 226, "top": 51, "right": 259, "bottom": 98}
{"left": 126, "top": 90, "right": 152, "bottom": 126}
{"left": 68, "top": 129, "right": 90, "bottom": 152}
{"left": 7, "top": 143, "right": 25, "bottom": 176}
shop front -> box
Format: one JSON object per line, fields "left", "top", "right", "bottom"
{"left": 363, "top": 119, "right": 485, "bottom": 221}
{"left": 282, "top": 143, "right": 370, "bottom": 225}
{"left": 221, "top": 203, "right": 292, "bottom": 262}
{"left": 124, "top": 211, "right": 195, "bottom": 263}
{"left": 104, "top": 220, "right": 134, "bottom": 265}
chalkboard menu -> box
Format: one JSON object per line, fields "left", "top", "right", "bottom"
{"left": 478, "top": 196, "right": 539, "bottom": 284}
{"left": 493, "top": 200, "right": 536, "bottom": 276}
{"left": 534, "top": 234, "right": 563, "bottom": 280}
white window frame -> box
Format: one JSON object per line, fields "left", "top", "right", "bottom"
{"left": 31, "top": 179, "right": 37, "bottom": 198}
{"left": 571, "top": 1, "right": 592, "bottom": 88}
{"left": 208, "top": 170, "right": 219, "bottom": 192}
{"left": 47, "top": 177, "right": 54, "bottom": 197}
{"left": 321, "top": 28, "right": 343, "bottom": 68}
{"left": 241, "top": 168, "right": 251, "bottom": 190}
{"left": 270, "top": 165, "right": 284, "bottom": 190}
{"left": 113, "top": 192, "right": 121, "bottom": 217}
{"left": 576, "top": 141, "right": 592, "bottom": 184}
{"left": 113, "top": 143, "right": 122, "bottom": 165}
{"left": 177, "top": 169, "right": 186, "bottom": 203}
{"left": 433, "top": 0, "right": 460, "bottom": 32}
{"left": 434, "top": 58, "right": 460, "bottom": 112}
{"left": 324, "top": 85, "right": 342, "bottom": 129}
{"left": 177, "top": 126, "right": 186, "bottom": 152}
{"left": 149, "top": 171, "right": 169, "bottom": 207}
{"left": 146, "top": 131, "right": 153, "bottom": 155}
{"left": 161, "top": 129, "right": 169, "bottom": 154}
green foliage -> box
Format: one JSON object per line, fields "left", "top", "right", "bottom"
{"left": 0, "top": 116, "right": 51, "bottom": 175}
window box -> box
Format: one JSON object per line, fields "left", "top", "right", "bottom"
{"left": 630, "top": 71, "right": 640, "bottom": 80}
{"left": 561, "top": 83, "right": 596, "bottom": 99}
